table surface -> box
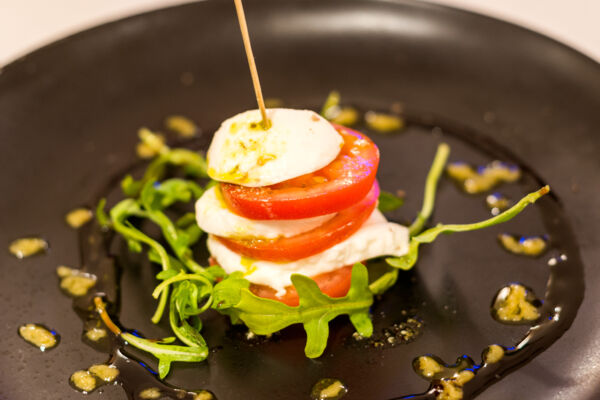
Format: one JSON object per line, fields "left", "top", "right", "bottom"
{"left": 0, "top": 0, "right": 599, "bottom": 66}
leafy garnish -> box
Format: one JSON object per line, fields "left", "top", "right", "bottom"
{"left": 320, "top": 90, "right": 341, "bottom": 119}
{"left": 369, "top": 144, "right": 449, "bottom": 294}
{"left": 368, "top": 269, "right": 399, "bottom": 295}
{"left": 121, "top": 332, "right": 208, "bottom": 379}
{"left": 122, "top": 144, "right": 209, "bottom": 197}
{"left": 378, "top": 191, "right": 405, "bottom": 213}
{"left": 140, "top": 180, "right": 205, "bottom": 273}
{"left": 95, "top": 198, "right": 111, "bottom": 229}
{"left": 409, "top": 143, "right": 450, "bottom": 236}
{"left": 219, "top": 263, "right": 373, "bottom": 358}
{"left": 387, "top": 186, "right": 551, "bottom": 270}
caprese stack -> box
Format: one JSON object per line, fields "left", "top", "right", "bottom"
{"left": 195, "top": 108, "right": 408, "bottom": 305}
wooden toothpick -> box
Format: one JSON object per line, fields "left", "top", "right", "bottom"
{"left": 233, "top": 0, "right": 269, "bottom": 128}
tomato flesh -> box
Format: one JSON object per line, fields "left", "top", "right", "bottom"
{"left": 249, "top": 265, "right": 353, "bottom": 306}
{"left": 216, "top": 181, "right": 379, "bottom": 262}
{"left": 220, "top": 124, "right": 380, "bottom": 220}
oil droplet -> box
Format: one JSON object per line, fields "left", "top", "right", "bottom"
{"left": 498, "top": 233, "right": 548, "bottom": 257}
{"left": 85, "top": 327, "right": 107, "bottom": 342}
{"left": 482, "top": 344, "right": 505, "bottom": 364}
{"left": 415, "top": 355, "right": 443, "bottom": 378}
{"left": 241, "top": 256, "right": 257, "bottom": 276}
{"left": 65, "top": 208, "right": 93, "bottom": 228}
{"left": 70, "top": 370, "right": 97, "bottom": 393}
{"left": 193, "top": 391, "right": 214, "bottom": 400}
{"left": 165, "top": 115, "right": 199, "bottom": 138}
{"left": 56, "top": 265, "right": 73, "bottom": 278}
{"left": 438, "top": 380, "right": 463, "bottom": 400}
{"left": 9, "top": 237, "right": 48, "bottom": 258}
{"left": 412, "top": 355, "right": 476, "bottom": 400}
{"left": 485, "top": 193, "right": 510, "bottom": 216}
{"left": 437, "top": 370, "right": 474, "bottom": 400}
{"left": 136, "top": 128, "right": 167, "bottom": 159}
{"left": 310, "top": 378, "right": 348, "bottom": 400}
{"left": 139, "top": 387, "right": 162, "bottom": 399}
{"left": 492, "top": 284, "right": 541, "bottom": 323}
{"left": 89, "top": 364, "right": 119, "bottom": 382}
{"left": 365, "top": 111, "right": 404, "bottom": 132}
{"left": 447, "top": 161, "right": 521, "bottom": 194}
{"left": 18, "top": 323, "right": 59, "bottom": 351}
{"left": 56, "top": 266, "right": 96, "bottom": 297}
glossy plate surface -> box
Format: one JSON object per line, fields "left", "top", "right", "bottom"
{"left": 0, "top": 1, "right": 599, "bottom": 399}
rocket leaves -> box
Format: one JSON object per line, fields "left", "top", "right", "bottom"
{"left": 387, "top": 186, "right": 551, "bottom": 270}
{"left": 121, "top": 129, "right": 209, "bottom": 197}
{"left": 378, "top": 190, "right": 405, "bottom": 213}
{"left": 121, "top": 332, "right": 208, "bottom": 379}
{"left": 216, "top": 263, "right": 373, "bottom": 358}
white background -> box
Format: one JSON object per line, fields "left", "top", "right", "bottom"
{"left": 0, "top": 0, "right": 599, "bottom": 66}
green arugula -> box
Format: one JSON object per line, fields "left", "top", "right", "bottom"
{"left": 121, "top": 129, "right": 209, "bottom": 197}
{"left": 408, "top": 143, "right": 450, "bottom": 236}
{"left": 216, "top": 263, "right": 373, "bottom": 358}
{"left": 320, "top": 90, "right": 341, "bottom": 119}
{"left": 140, "top": 179, "right": 205, "bottom": 273}
{"left": 369, "top": 143, "right": 449, "bottom": 293}
{"left": 121, "top": 332, "right": 208, "bottom": 379}
{"left": 378, "top": 190, "right": 404, "bottom": 213}
{"left": 387, "top": 185, "right": 550, "bottom": 270}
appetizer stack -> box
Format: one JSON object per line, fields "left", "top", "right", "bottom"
{"left": 196, "top": 108, "right": 408, "bottom": 305}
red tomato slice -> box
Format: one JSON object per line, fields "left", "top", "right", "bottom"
{"left": 220, "top": 124, "right": 380, "bottom": 220}
{"left": 249, "top": 265, "right": 353, "bottom": 306}
{"left": 216, "top": 182, "right": 379, "bottom": 262}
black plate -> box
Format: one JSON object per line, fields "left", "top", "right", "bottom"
{"left": 1, "top": 1, "right": 599, "bottom": 399}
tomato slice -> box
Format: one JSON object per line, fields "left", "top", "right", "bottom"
{"left": 220, "top": 124, "right": 380, "bottom": 220}
{"left": 249, "top": 265, "right": 353, "bottom": 306}
{"left": 216, "top": 182, "right": 379, "bottom": 262}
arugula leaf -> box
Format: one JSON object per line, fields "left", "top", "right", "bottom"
{"left": 230, "top": 264, "right": 373, "bottom": 358}
{"left": 409, "top": 143, "right": 450, "bottom": 236}
{"left": 152, "top": 272, "right": 213, "bottom": 301}
{"left": 205, "top": 265, "right": 227, "bottom": 280}
{"left": 320, "top": 90, "right": 341, "bottom": 118}
{"left": 156, "top": 269, "right": 180, "bottom": 281}
{"left": 109, "top": 199, "right": 175, "bottom": 322}
{"left": 140, "top": 180, "right": 205, "bottom": 273}
{"left": 122, "top": 148, "right": 209, "bottom": 197}
{"left": 154, "top": 179, "right": 204, "bottom": 208}
{"left": 368, "top": 268, "right": 399, "bottom": 295}
{"left": 212, "top": 271, "right": 250, "bottom": 310}
{"left": 387, "top": 186, "right": 551, "bottom": 270}
{"left": 169, "top": 284, "right": 209, "bottom": 348}
{"left": 121, "top": 332, "right": 208, "bottom": 379}
{"left": 378, "top": 191, "right": 404, "bottom": 213}
{"left": 95, "top": 198, "right": 111, "bottom": 229}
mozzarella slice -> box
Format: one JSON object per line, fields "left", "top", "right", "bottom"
{"left": 195, "top": 186, "right": 335, "bottom": 239}
{"left": 207, "top": 210, "right": 409, "bottom": 295}
{"left": 207, "top": 108, "right": 343, "bottom": 187}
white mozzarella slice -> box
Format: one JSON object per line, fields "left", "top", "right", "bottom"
{"left": 207, "top": 108, "right": 343, "bottom": 187}
{"left": 207, "top": 210, "right": 409, "bottom": 295}
{"left": 195, "top": 186, "right": 335, "bottom": 239}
